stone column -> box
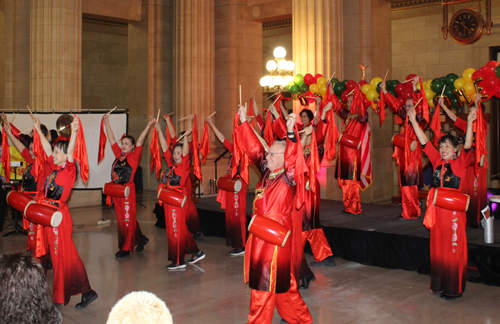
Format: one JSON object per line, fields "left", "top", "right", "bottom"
{"left": 174, "top": 0, "right": 215, "bottom": 126}
{"left": 30, "top": 0, "right": 82, "bottom": 111}
{"left": 292, "top": 0, "right": 343, "bottom": 78}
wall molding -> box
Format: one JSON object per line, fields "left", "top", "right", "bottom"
{"left": 263, "top": 19, "right": 292, "bottom": 37}
{"left": 82, "top": 17, "right": 128, "bottom": 36}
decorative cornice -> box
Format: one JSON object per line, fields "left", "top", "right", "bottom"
{"left": 391, "top": 0, "right": 500, "bottom": 19}
{"left": 263, "top": 19, "right": 292, "bottom": 30}
{"left": 82, "top": 17, "right": 128, "bottom": 36}
{"left": 263, "top": 19, "right": 292, "bottom": 37}
{"left": 390, "top": 0, "right": 440, "bottom": 10}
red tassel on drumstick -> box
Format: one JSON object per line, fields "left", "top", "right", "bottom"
{"left": 73, "top": 115, "right": 89, "bottom": 182}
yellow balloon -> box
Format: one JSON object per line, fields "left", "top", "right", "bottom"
{"left": 425, "top": 90, "right": 435, "bottom": 100}
{"left": 462, "top": 68, "right": 476, "bottom": 82}
{"left": 463, "top": 81, "right": 476, "bottom": 97}
{"left": 416, "top": 83, "right": 421, "bottom": 91}
{"left": 361, "top": 84, "right": 372, "bottom": 95}
{"left": 366, "top": 89, "right": 379, "bottom": 101}
{"left": 316, "top": 77, "right": 327, "bottom": 86}
{"left": 309, "top": 84, "right": 319, "bottom": 94}
{"left": 318, "top": 84, "right": 327, "bottom": 96}
{"left": 454, "top": 78, "right": 465, "bottom": 89}
{"left": 370, "top": 77, "right": 383, "bottom": 89}
{"left": 427, "top": 98, "right": 435, "bottom": 108}
{"left": 425, "top": 80, "right": 433, "bottom": 89}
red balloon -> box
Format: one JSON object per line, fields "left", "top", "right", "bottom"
{"left": 341, "top": 90, "right": 350, "bottom": 102}
{"left": 313, "top": 74, "right": 323, "bottom": 83}
{"left": 363, "top": 96, "right": 371, "bottom": 108}
{"left": 395, "top": 83, "right": 405, "bottom": 95}
{"left": 405, "top": 74, "right": 417, "bottom": 81}
{"left": 400, "top": 88, "right": 413, "bottom": 101}
{"left": 484, "top": 61, "right": 499, "bottom": 75}
{"left": 303, "top": 73, "right": 314, "bottom": 85}
{"left": 404, "top": 81, "right": 413, "bottom": 92}
{"left": 345, "top": 80, "right": 357, "bottom": 92}
{"left": 398, "top": 96, "right": 405, "bottom": 106}
{"left": 480, "top": 76, "right": 500, "bottom": 99}
{"left": 358, "top": 80, "right": 368, "bottom": 86}
{"left": 472, "top": 69, "right": 486, "bottom": 81}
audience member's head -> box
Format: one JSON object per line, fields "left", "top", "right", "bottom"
{"left": 107, "top": 291, "right": 173, "bottom": 324}
{"left": 0, "top": 253, "right": 61, "bottom": 324}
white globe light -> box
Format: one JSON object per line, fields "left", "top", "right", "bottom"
{"left": 260, "top": 77, "right": 268, "bottom": 87}
{"left": 274, "top": 76, "right": 285, "bottom": 87}
{"left": 286, "top": 61, "right": 295, "bottom": 71}
{"left": 284, "top": 76, "right": 294, "bottom": 84}
{"left": 262, "top": 76, "right": 272, "bottom": 87}
{"left": 278, "top": 59, "right": 288, "bottom": 71}
{"left": 273, "top": 46, "right": 286, "bottom": 59}
{"left": 266, "top": 60, "right": 278, "bottom": 72}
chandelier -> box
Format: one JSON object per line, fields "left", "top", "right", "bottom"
{"left": 260, "top": 47, "right": 295, "bottom": 93}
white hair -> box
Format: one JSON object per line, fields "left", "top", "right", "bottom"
{"left": 106, "top": 291, "right": 173, "bottom": 324}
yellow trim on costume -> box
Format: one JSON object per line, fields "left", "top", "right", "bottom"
{"left": 269, "top": 245, "right": 278, "bottom": 293}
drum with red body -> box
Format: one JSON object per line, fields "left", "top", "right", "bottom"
{"left": 338, "top": 133, "right": 361, "bottom": 150}
{"left": 217, "top": 177, "right": 242, "bottom": 193}
{"left": 469, "top": 153, "right": 485, "bottom": 167}
{"left": 24, "top": 203, "right": 63, "bottom": 228}
{"left": 103, "top": 182, "right": 130, "bottom": 198}
{"left": 391, "top": 134, "right": 417, "bottom": 151}
{"left": 158, "top": 187, "right": 186, "bottom": 208}
{"left": 248, "top": 215, "right": 291, "bottom": 248}
{"left": 6, "top": 191, "right": 34, "bottom": 214}
{"left": 433, "top": 187, "right": 470, "bottom": 212}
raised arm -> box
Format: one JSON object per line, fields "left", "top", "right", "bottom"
{"left": 206, "top": 117, "right": 225, "bottom": 144}
{"left": 279, "top": 100, "right": 289, "bottom": 119}
{"left": 408, "top": 108, "right": 428, "bottom": 146}
{"left": 154, "top": 122, "right": 168, "bottom": 153}
{"left": 252, "top": 96, "right": 259, "bottom": 116}
{"left": 33, "top": 118, "right": 53, "bottom": 157}
{"left": 66, "top": 116, "right": 80, "bottom": 163}
{"left": 182, "top": 129, "right": 192, "bottom": 156}
{"left": 164, "top": 114, "right": 176, "bottom": 139}
{"left": 4, "top": 124, "right": 26, "bottom": 154}
{"left": 320, "top": 102, "right": 333, "bottom": 121}
{"left": 103, "top": 115, "right": 117, "bottom": 146}
{"left": 439, "top": 96, "right": 457, "bottom": 122}
{"left": 301, "top": 126, "right": 312, "bottom": 149}
{"left": 269, "top": 104, "right": 280, "bottom": 121}
{"left": 463, "top": 108, "right": 477, "bottom": 150}
{"left": 136, "top": 117, "right": 156, "bottom": 147}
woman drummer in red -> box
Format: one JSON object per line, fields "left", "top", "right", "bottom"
{"left": 408, "top": 105, "right": 476, "bottom": 300}
{"left": 103, "top": 115, "right": 153, "bottom": 258}
{"left": 33, "top": 116, "right": 97, "bottom": 308}
{"left": 154, "top": 122, "right": 205, "bottom": 270}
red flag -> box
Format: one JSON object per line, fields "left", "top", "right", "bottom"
{"left": 248, "top": 99, "right": 255, "bottom": 128}
{"left": 430, "top": 101, "right": 444, "bottom": 146}
{"left": 10, "top": 124, "right": 20, "bottom": 138}
{"left": 150, "top": 130, "right": 161, "bottom": 178}
{"left": 351, "top": 85, "right": 362, "bottom": 115}
{"left": 378, "top": 92, "right": 386, "bottom": 126}
{"left": 1, "top": 127, "right": 10, "bottom": 182}
{"left": 309, "top": 128, "right": 320, "bottom": 194}
{"left": 98, "top": 118, "right": 107, "bottom": 164}
{"left": 290, "top": 124, "right": 308, "bottom": 210}
{"left": 231, "top": 114, "right": 249, "bottom": 185}
{"left": 73, "top": 116, "right": 89, "bottom": 182}
{"left": 419, "top": 77, "right": 429, "bottom": 123}
{"left": 324, "top": 109, "right": 339, "bottom": 161}
{"left": 32, "top": 129, "right": 46, "bottom": 182}
{"left": 264, "top": 110, "right": 273, "bottom": 145}
{"left": 192, "top": 115, "right": 202, "bottom": 182}
{"left": 165, "top": 115, "right": 175, "bottom": 149}
{"left": 200, "top": 121, "right": 211, "bottom": 164}
{"left": 474, "top": 101, "right": 487, "bottom": 176}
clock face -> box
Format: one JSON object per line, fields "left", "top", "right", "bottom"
{"left": 450, "top": 9, "right": 484, "bottom": 44}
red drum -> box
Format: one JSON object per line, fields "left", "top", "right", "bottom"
{"left": 469, "top": 154, "right": 486, "bottom": 167}
{"left": 103, "top": 182, "right": 130, "bottom": 198}
{"left": 338, "top": 133, "right": 361, "bottom": 150}
{"left": 24, "top": 203, "right": 63, "bottom": 228}
{"left": 6, "top": 191, "right": 34, "bottom": 214}
{"left": 391, "top": 134, "right": 417, "bottom": 152}
{"left": 158, "top": 187, "right": 186, "bottom": 208}
{"left": 217, "top": 177, "right": 242, "bottom": 193}
{"left": 248, "top": 215, "right": 291, "bottom": 248}
{"left": 433, "top": 188, "right": 470, "bottom": 212}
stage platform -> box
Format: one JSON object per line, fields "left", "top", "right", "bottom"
{"left": 186, "top": 193, "right": 500, "bottom": 285}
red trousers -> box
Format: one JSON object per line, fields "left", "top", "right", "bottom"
{"left": 400, "top": 185, "right": 420, "bottom": 219}
{"left": 302, "top": 228, "right": 333, "bottom": 262}
{"left": 430, "top": 208, "right": 467, "bottom": 296}
{"left": 248, "top": 275, "right": 312, "bottom": 324}
{"left": 164, "top": 204, "right": 199, "bottom": 264}
{"left": 340, "top": 180, "right": 362, "bottom": 214}
{"left": 225, "top": 186, "right": 247, "bottom": 249}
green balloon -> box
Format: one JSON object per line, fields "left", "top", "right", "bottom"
{"left": 450, "top": 97, "right": 459, "bottom": 109}
{"left": 289, "top": 84, "right": 299, "bottom": 94}
{"left": 387, "top": 80, "right": 399, "bottom": 91}
{"left": 388, "top": 89, "right": 398, "bottom": 97}
{"left": 496, "top": 65, "right": 500, "bottom": 78}
{"left": 300, "top": 83, "right": 309, "bottom": 93}
{"left": 294, "top": 74, "right": 304, "bottom": 84}
{"left": 444, "top": 86, "right": 455, "bottom": 98}
{"left": 342, "top": 79, "right": 349, "bottom": 86}
{"left": 445, "top": 73, "right": 459, "bottom": 86}
{"left": 376, "top": 82, "right": 382, "bottom": 94}
{"left": 430, "top": 78, "right": 445, "bottom": 94}
{"left": 331, "top": 78, "right": 340, "bottom": 84}
{"left": 334, "top": 82, "right": 346, "bottom": 97}
{"left": 296, "top": 79, "right": 305, "bottom": 86}
{"left": 286, "top": 81, "right": 295, "bottom": 90}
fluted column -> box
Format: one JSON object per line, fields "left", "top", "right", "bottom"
{"left": 292, "top": 0, "right": 343, "bottom": 78}
{"left": 174, "top": 0, "right": 215, "bottom": 127}
{"left": 30, "top": 0, "right": 82, "bottom": 111}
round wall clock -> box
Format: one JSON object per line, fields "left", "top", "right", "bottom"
{"left": 449, "top": 9, "right": 485, "bottom": 44}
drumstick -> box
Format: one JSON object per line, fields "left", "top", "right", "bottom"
{"left": 164, "top": 112, "right": 174, "bottom": 117}
{"left": 440, "top": 85, "right": 446, "bottom": 97}
{"left": 178, "top": 116, "right": 190, "bottom": 122}
{"left": 252, "top": 86, "right": 259, "bottom": 97}
{"left": 239, "top": 85, "right": 242, "bottom": 106}
{"left": 106, "top": 106, "right": 118, "bottom": 116}
{"left": 207, "top": 111, "right": 216, "bottom": 119}
{"left": 414, "top": 97, "right": 423, "bottom": 108}
{"left": 176, "top": 133, "right": 186, "bottom": 142}
{"left": 383, "top": 70, "right": 389, "bottom": 81}
{"left": 10, "top": 114, "right": 15, "bottom": 123}
{"left": 156, "top": 109, "right": 161, "bottom": 122}
{"left": 26, "top": 105, "right": 34, "bottom": 119}
{"left": 20, "top": 127, "right": 33, "bottom": 134}
{"left": 348, "top": 89, "right": 355, "bottom": 96}
{"left": 402, "top": 79, "right": 413, "bottom": 84}
{"left": 329, "top": 72, "right": 336, "bottom": 82}
{"left": 272, "top": 93, "right": 281, "bottom": 105}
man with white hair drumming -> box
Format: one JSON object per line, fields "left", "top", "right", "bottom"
{"left": 237, "top": 106, "right": 312, "bottom": 324}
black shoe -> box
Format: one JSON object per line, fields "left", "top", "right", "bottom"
{"left": 432, "top": 290, "right": 443, "bottom": 295}
{"left": 299, "top": 273, "right": 316, "bottom": 289}
{"left": 230, "top": 248, "right": 245, "bottom": 256}
{"left": 342, "top": 210, "right": 353, "bottom": 215}
{"left": 440, "top": 293, "right": 462, "bottom": 300}
{"left": 188, "top": 251, "right": 206, "bottom": 264}
{"left": 115, "top": 250, "right": 130, "bottom": 258}
{"left": 311, "top": 256, "right": 336, "bottom": 267}
{"left": 166, "top": 262, "right": 186, "bottom": 270}
{"left": 193, "top": 232, "right": 203, "bottom": 240}
{"left": 135, "top": 237, "right": 149, "bottom": 253}
{"left": 75, "top": 290, "right": 98, "bottom": 309}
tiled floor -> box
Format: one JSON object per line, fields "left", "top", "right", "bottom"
{"left": 1, "top": 192, "right": 500, "bottom": 324}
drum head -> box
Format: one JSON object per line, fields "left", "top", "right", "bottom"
{"left": 51, "top": 211, "right": 63, "bottom": 228}
{"left": 410, "top": 140, "right": 417, "bottom": 152}
{"left": 23, "top": 200, "right": 36, "bottom": 216}
{"left": 234, "top": 180, "right": 242, "bottom": 193}
{"left": 180, "top": 196, "right": 186, "bottom": 208}
{"left": 124, "top": 186, "right": 130, "bottom": 198}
